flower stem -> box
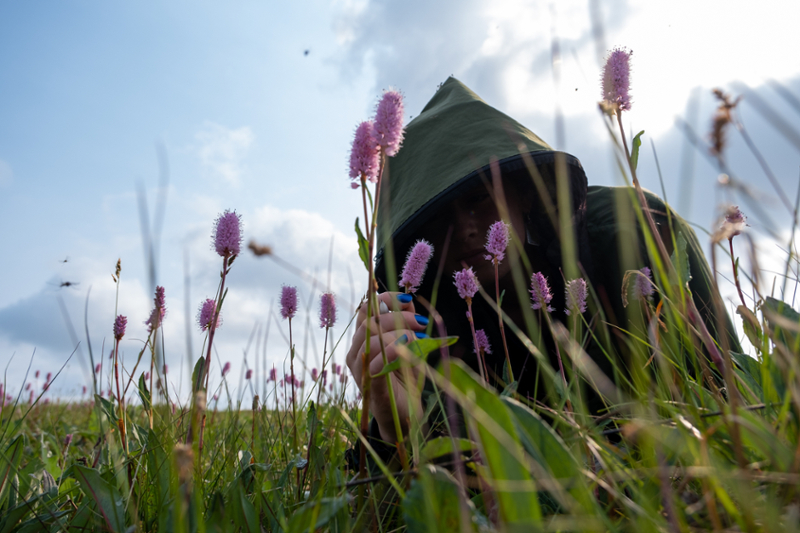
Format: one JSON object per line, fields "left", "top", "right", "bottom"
{"left": 466, "top": 298, "right": 486, "bottom": 382}
{"left": 197, "top": 252, "right": 230, "bottom": 458}
{"left": 494, "top": 260, "right": 513, "bottom": 383}
{"left": 729, "top": 238, "right": 747, "bottom": 308}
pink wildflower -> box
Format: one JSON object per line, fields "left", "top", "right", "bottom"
{"left": 319, "top": 293, "right": 336, "bottom": 328}
{"left": 602, "top": 47, "right": 632, "bottom": 112}
{"left": 484, "top": 221, "right": 510, "bottom": 263}
{"left": 222, "top": 362, "right": 231, "bottom": 377}
{"left": 473, "top": 329, "right": 492, "bottom": 355}
{"left": 35, "top": 370, "right": 40, "bottom": 379}
{"left": 246, "top": 369, "right": 253, "bottom": 380}
{"left": 46, "top": 372, "right": 52, "bottom": 382}
{"left": 144, "top": 372, "right": 150, "bottom": 381}
{"left": 530, "top": 272, "right": 554, "bottom": 312}
{"left": 565, "top": 279, "right": 588, "bottom": 316}
{"left": 64, "top": 434, "right": 73, "bottom": 446}
{"left": 113, "top": 315, "right": 127, "bottom": 340}
{"left": 163, "top": 364, "right": 168, "bottom": 375}
{"left": 198, "top": 299, "right": 220, "bottom": 331}
{"left": 25, "top": 383, "right": 31, "bottom": 391}
{"left": 94, "top": 364, "right": 101, "bottom": 374}
{"left": 372, "top": 90, "right": 405, "bottom": 157}
{"left": 454, "top": 267, "right": 480, "bottom": 300}
{"left": 269, "top": 367, "right": 277, "bottom": 381}
{"left": 349, "top": 121, "right": 380, "bottom": 183}
{"left": 312, "top": 368, "right": 319, "bottom": 381}
{"left": 399, "top": 240, "right": 433, "bottom": 293}
{"left": 280, "top": 285, "right": 298, "bottom": 319}
{"left": 146, "top": 286, "right": 166, "bottom": 333}
{"left": 634, "top": 267, "right": 654, "bottom": 301}
{"left": 214, "top": 210, "right": 243, "bottom": 257}
{"left": 723, "top": 205, "right": 747, "bottom": 238}
{"left": 82, "top": 385, "right": 87, "bottom": 395}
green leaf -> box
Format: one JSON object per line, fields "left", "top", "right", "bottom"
{"left": 94, "top": 394, "right": 117, "bottom": 423}
{"left": 230, "top": 483, "right": 259, "bottom": 533}
{"left": 138, "top": 373, "right": 151, "bottom": 413}
{"left": 763, "top": 296, "right": 800, "bottom": 351}
{"left": 0, "top": 495, "right": 40, "bottom": 533}
{"left": 669, "top": 230, "right": 692, "bottom": 287}
{"left": 630, "top": 130, "right": 645, "bottom": 172}
{"left": 0, "top": 436, "right": 23, "bottom": 510}
{"left": 446, "top": 360, "right": 541, "bottom": 525}
{"left": 191, "top": 356, "right": 206, "bottom": 393}
{"left": 71, "top": 465, "right": 126, "bottom": 533}
{"left": 503, "top": 398, "right": 595, "bottom": 512}
{"left": 406, "top": 336, "right": 458, "bottom": 359}
{"left": 419, "top": 437, "right": 475, "bottom": 464}
{"left": 287, "top": 496, "right": 347, "bottom": 533}
{"left": 371, "top": 336, "right": 458, "bottom": 378}
{"left": 402, "top": 465, "right": 467, "bottom": 533}
{"left": 355, "top": 217, "right": 370, "bottom": 272}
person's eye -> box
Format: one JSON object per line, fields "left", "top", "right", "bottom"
{"left": 468, "top": 192, "right": 491, "bottom": 204}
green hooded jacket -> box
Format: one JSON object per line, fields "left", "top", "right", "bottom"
{"left": 373, "top": 77, "right": 740, "bottom": 408}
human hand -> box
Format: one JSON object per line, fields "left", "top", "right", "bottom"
{"left": 346, "top": 291, "right": 429, "bottom": 443}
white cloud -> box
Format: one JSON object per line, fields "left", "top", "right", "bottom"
{"left": 195, "top": 122, "right": 254, "bottom": 185}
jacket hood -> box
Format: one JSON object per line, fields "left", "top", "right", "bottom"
{"left": 375, "top": 76, "right": 587, "bottom": 272}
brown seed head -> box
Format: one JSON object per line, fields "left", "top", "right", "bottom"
{"left": 248, "top": 240, "right": 273, "bottom": 256}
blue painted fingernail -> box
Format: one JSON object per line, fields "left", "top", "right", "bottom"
{"left": 415, "top": 314, "right": 429, "bottom": 326}
{"left": 395, "top": 334, "right": 408, "bottom": 345}
{"left": 397, "top": 293, "right": 413, "bottom": 303}
{"left": 415, "top": 332, "right": 428, "bottom": 339}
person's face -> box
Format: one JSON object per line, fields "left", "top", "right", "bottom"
{"left": 417, "top": 181, "right": 528, "bottom": 288}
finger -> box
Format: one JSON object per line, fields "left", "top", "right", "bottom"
{"left": 352, "top": 329, "right": 412, "bottom": 383}
{"left": 368, "top": 330, "right": 418, "bottom": 376}
{"left": 349, "top": 311, "right": 428, "bottom": 366}
{"left": 357, "top": 291, "right": 416, "bottom": 325}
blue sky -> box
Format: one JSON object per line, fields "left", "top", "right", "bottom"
{"left": 2, "top": 0, "right": 800, "bottom": 403}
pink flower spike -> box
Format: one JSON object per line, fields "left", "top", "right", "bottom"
{"left": 198, "top": 299, "right": 221, "bottom": 331}
{"left": 82, "top": 386, "right": 87, "bottom": 395}
{"left": 280, "top": 285, "right": 298, "bottom": 319}
{"left": 372, "top": 90, "right": 405, "bottom": 157}
{"left": 485, "top": 221, "right": 510, "bottom": 263}
{"left": 349, "top": 120, "right": 380, "bottom": 183}
{"left": 113, "top": 315, "right": 127, "bottom": 340}
{"left": 530, "top": 272, "right": 554, "bottom": 312}
{"left": 46, "top": 372, "right": 52, "bottom": 382}
{"left": 64, "top": 434, "right": 73, "bottom": 446}
{"left": 35, "top": 370, "right": 40, "bottom": 378}
{"left": 634, "top": 266, "right": 654, "bottom": 301}
{"left": 144, "top": 372, "right": 150, "bottom": 381}
{"left": 246, "top": 369, "right": 253, "bottom": 380}
{"left": 565, "top": 278, "right": 588, "bottom": 316}
{"left": 312, "top": 368, "right": 319, "bottom": 381}
{"left": 399, "top": 240, "right": 433, "bottom": 293}
{"left": 146, "top": 286, "right": 167, "bottom": 333}
{"left": 269, "top": 367, "right": 277, "bottom": 381}
{"left": 454, "top": 267, "right": 480, "bottom": 300}
{"left": 95, "top": 364, "right": 101, "bottom": 373}
{"left": 601, "top": 47, "right": 632, "bottom": 112}
{"left": 319, "top": 292, "right": 336, "bottom": 329}
{"left": 162, "top": 364, "right": 168, "bottom": 375}
{"left": 213, "top": 210, "right": 243, "bottom": 257}
{"left": 473, "top": 329, "right": 492, "bottom": 355}
{"left": 222, "top": 362, "right": 231, "bottom": 377}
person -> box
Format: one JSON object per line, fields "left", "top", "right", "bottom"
{"left": 346, "top": 77, "right": 740, "bottom": 448}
